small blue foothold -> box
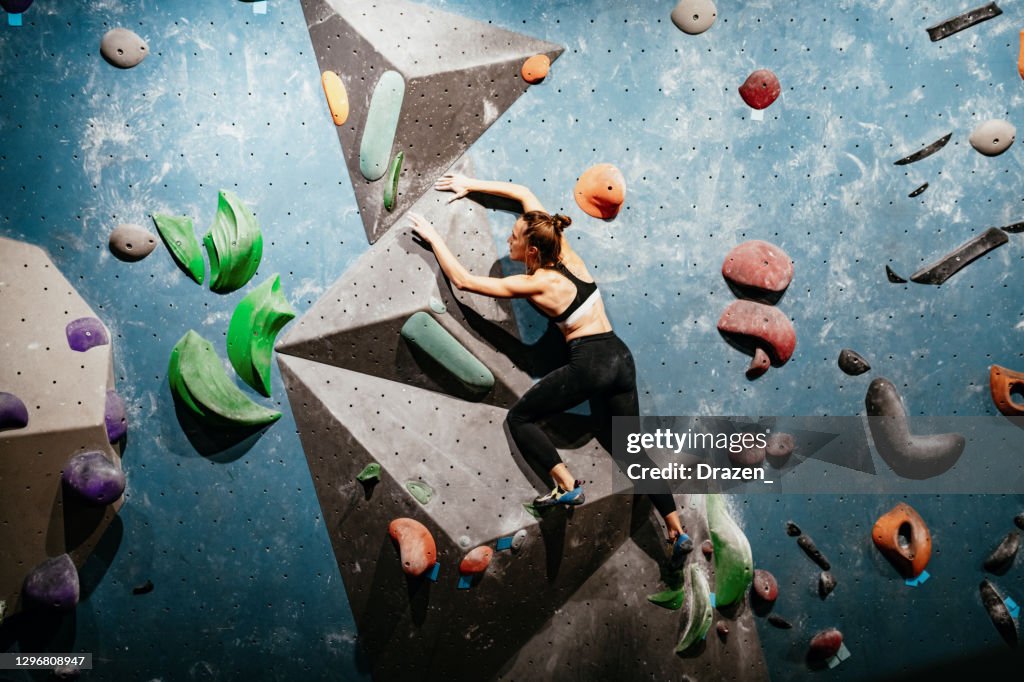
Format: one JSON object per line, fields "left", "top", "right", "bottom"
{"left": 457, "top": 575, "right": 472, "bottom": 590}
{"left": 496, "top": 536, "right": 514, "bottom": 551}
{"left": 8, "top": 13, "right": 23, "bottom": 26}
{"left": 1005, "top": 596, "right": 1020, "bottom": 619}
{"left": 709, "top": 592, "right": 716, "bottom": 608}
{"left": 905, "top": 569, "right": 930, "bottom": 587}
{"left": 252, "top": 1, "right": 267, "bottom": 14}
{"left": 426, "top": 562, "right": 440, "bottom": 582}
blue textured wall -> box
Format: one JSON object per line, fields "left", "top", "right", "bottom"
{"left": 1, "top": 0, "right": 1023, "bottom": 680}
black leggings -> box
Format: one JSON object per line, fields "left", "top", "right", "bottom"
{"left": 505, "top": 331, "right": 676, "bottom": 518}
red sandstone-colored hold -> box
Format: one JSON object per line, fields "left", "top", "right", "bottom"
{"left": 872, "top": 503, "right": 931, "bottom": 579}
{"left": 746, "top": 347, "right": 771, "bottom": 379}
{"left": 808, "top": 628, "right": 843, "bottom": 662}
{"left": 990, "top": 365, "right": 1024, "bottom": 416}
{"left": 751, "top": 568, "right": 778, "bottom": 604}
{"left": 722, "top": 240, "right": 793, "bottom": 295}
{"left": 717, "top": 300, "right": 796, "bottom": 365}
{"left": 739, "top": 69, "right": 781, "bottom": 110}
{"left": 701, "top": 539, "right": 714, "bottom": 559}
{"left": 388, "top": 518, "right": 437, "bottom": 577}
{"left": 521, "top": 54, "right": 550, "bottom": 84}
{"left": 459, "top": 545, "right": 494, "bottom": 575}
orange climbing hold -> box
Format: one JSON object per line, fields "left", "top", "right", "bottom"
{"left": 321, "top": 70, "right": 349, "bottom": 126}
{"left": 990, "top": 364, "right": 1024, "bottom": 416}
{"left": 459, "top": 546, "right": 494, "bottom": 575}
{"left": 872, "top": 502, "right": 932, "bottom": 579}
{"left": 1018, "top": 30, "right": 1024, "bottom": 80}
{"left": 521, "top": 54, "right": 550, "bottom": 84}
{"left": 388, "top": 518, "right": 437, "bottom": 577}
{"left": 574, "top": 163, "right": 626, "bottom": 219}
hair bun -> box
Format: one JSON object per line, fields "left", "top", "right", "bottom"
{"left": 552, "top": 214, "right": 572, "bottom": 232}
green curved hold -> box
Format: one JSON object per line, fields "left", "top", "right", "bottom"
{"left": 359, "top": 70, "right": 405, "bottom": 181}
{"left": 647, "top": 586, "right": 684, "bottom": 611}
{"left": 356, "top": 463, "right": 381, "bottom": 482}
{"left": 168, "top": 330, "right": 281, "bottom": 427}
{"left": 203, "top": 189, "right": 263, "bottom": 293}
{"left": 383, "top": 151, "right": 404, "bottom": 211}
{"left": 400, "top": 312, "right": 495, "bottom": 394}
{"left": 153, "top": 214, "right": 204, "bottom": 284}
{"left": 707, "top": 494, "right": 754, "bottom": 607}
{"left": 226, "top": 274, "right": 295, "bottom": 397}
{"left": 675, "top": 564, "right": 713, "bottom": 653}
{"left": 406, "top": 480, "right": 433, "bottom": 505}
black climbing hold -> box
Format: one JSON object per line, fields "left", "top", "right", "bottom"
{"left": 132, "top": 580, "right": 154, "bottom": 595}
{"left": 999, "top": 221, "right": 1024, "bottom": 234}
{"left": 926, "top": 2, "right": 1002, "bottom": 42}
{"left": 893, "top": 132, "right": 952, "bottom": 165}
{"left": 910, "top": 228, "right": 1009, "bottom": 285}
{"left": 983, "top": 531, "right": 1019, "bottom": 575}
{"left": 818, "top": 571, "right": 837, "bottom": 599}
{"left": 797, "top": 534, "right": 831, "bottom": 571}
{"left": 886, "top": 265, "right": 907, "bottom": 283}
{"left": 1015, "top": 513, "right": 1024, "bottom": 531}
{"left": 908, "top": 183, "right": 929, "bottom": 198}
{"left": 785, "top": 521, "right": 802, "bottom": 537}
{"left": 979, "top": 579, "right": 1017, "bottom": 647}
{"left": 767, "top": 614, "right": 793, "bottom": 629}
{"left": 838, "top": 349, "right": 871, "bottom": 376}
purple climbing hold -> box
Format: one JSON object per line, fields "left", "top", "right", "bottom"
{"left": 66, "top": 317, "right": 109, "bottom": 352}
{"left": 0, "top": 392, "right": 29, "bottom": 430}
{"left": 23, "top": 554, "right": 79, "bottom": 610}
{"left": 1, "top": 0, "right": 34, "bottom": 13}
{"left": 62, "top": 451, "right": 125, "bottom": 506}
{"left": 104, "top": 390, "right": 127, "bottom": 443}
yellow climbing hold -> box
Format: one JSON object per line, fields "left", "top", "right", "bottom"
{"left": 321, "top": 70, "right": 349, "bottom": 126}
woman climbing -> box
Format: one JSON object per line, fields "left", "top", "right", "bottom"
{"left": 407, "top": 172, "right": 692, "bottom": 567}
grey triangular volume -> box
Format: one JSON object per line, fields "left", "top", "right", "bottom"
{"left": 301, "top": 0, "right": 564, "bottom": 243}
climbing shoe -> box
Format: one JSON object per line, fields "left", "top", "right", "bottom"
{"left": 533, "top": 480, "right": 585, "bottom": 509}
{"left": 670, "top": 532, "right": 694, "bottom": 570}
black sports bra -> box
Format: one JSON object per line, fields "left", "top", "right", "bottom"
{"left": 529, "top": 262, "right": 600, "bottom": 324}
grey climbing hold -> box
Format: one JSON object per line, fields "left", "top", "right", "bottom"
{"left": 1016, "top": 512, "right": 1024, "bottom": 531}
{"left": 818, "top": 571, "right": 837, "bottom": 599}
{"left": 865, "top": 377, "right": 965, "bottom": 478}
{"left": 786, "top": 521, "right": 802, "bottom": 537}
{"left": 838, "top": 349, "right": 871, "bottom": 376}
{"left": 969, "top": 119, "right": 1015, "bottom": 156}
{"left": 908, "top": 183, "right": 929, "bottom": 198}
{"left": 406, "top": 480, "right": 434, "bottom": 505}
{"left": 797, "top": 534, "right": 831, "bottom": 571}
{"left": 359, "top": 70, "right": 405, "bottom": 181}
{"left": 109, "top": 223, "right": 158, "bottom": 262}
{"left": 511, "top": 528, "right": 528, "bottom": 552}
{"left": 458, "top": 535, "right": 472, "bottom": 549}
{"left": 428, "top": 296, "right": 447, "bottom": 314}
{"left": 670, "top": 0, "right": 717, "bottom": 35}
{"left": 910, "top": 228, "right": 1008, "bottom": 285}
{"left": 980, "top": 578, "right": 1017, "bottom": 647}
{"left": 893, "top": 132, "right": 952, "bottom": 165}
{"left": 927, "top": 2, "right": 1002, "bottom": 42}
{"left": 983, "top": 531, "right": 1019, "bottom": 575}
{"left": 767, "top": 614, "right": 793, "bottom": 629}
{"left": 100, "top": 28, "right": 149, "bottom": 69}
{"left": 66, "top": 317, "right": 109, "bottom": 352}
{"left": 104, "top": 390, "right": 127, "bottom": 443}
{"left": 0, "top": 392, "right": 29, "bottom": 431}
{"left": 62, "top": 451, "right": 125, "bottom": 506}
{"left": 22, "top": 554, "right": 79, "bottom": 610}
{"left": 885, "top": 265, "right": 907, "bottom": 283}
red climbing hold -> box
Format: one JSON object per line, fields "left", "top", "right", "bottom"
{"left": 808, "top": 628, "right": 843, "bottom": 662}
{"left": 388, "top": 518, "right": 437, "bottom": 577}
{"left": 717, "top": 300, "right": 796, "bottom": 366}
{"left": 751, "top": 568, "right": 778, "bottom": 604}
{"left": 738, "top": 69, "right": 781, "bottom": 110}
{"left": 722, "top": 240, "right": 793, "bottom": 297}
{"left": 459, "top": 546, "right": 494, "bottom": 575}
{"left": 746, "top": 347, "right": 771, "bottom": 379}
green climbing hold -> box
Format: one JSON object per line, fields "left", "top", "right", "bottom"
{"left": 383, "top": 151, "right": 404, "bottom": 211}
{"left": 203, "top": 189, "right": 263, "bottom": 293}
{"left": 647, "top": 586, "right": 685, "bottom": 611}
{"left": 226, "top": 274, "right": 296, "bottom": 397}
{"left": 359, "top": 70, "right": 405, "bottom": 181}
{"left": 356, "top": 463, "right": 381, "bottom": 482}
{"left": 406, "top": 480, "right": 434, "bottom": 505}
{"left": 400, "top": 312, "right": 495, "bottom": 395}
{"left": 522, "top": 502, "right": 541, "bottom": 519}
{"left": 168, "top": 330, "right": 281, "bottom": 427}
{"left": 153, "top": 214, "right": 204, "bottom": 284}
{"left": 675, "top": 564, "right": 714, "bottom": 653}
{"left": 707, "top": 494, "right": 754, "bottom": 607}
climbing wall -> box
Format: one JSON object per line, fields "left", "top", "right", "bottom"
{"left": 1, "top": 0, "right": 1024, "bottom": 680}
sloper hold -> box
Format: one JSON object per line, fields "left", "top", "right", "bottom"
{"left": 405, "top": 479, "right": 434, "bottom": 505}
{"left": 865, "top": 377, "right": 965, "bottom": 478}
{"left": 838, "top": 348, "right": 871, "bottom": 376}
{"left": 108, "top": 223, "right": 158, "bottom": 262}
{"left": 153, "top": 214, "right": 205, "bottom": 284}
{"left": 738, "top": 69, "right": 780, "bottom": 110}
{"left": 926, "top": 2, "right": 1002, "bottom": 42}
{"left": 0, "top": 392, "right": 29, "bottom": 430}
{"left": 227, "top": 274, "right": 296, "bottom": 397}
{"left": 1, "top": 1, "right": 34, "bottom": 13}
{"left": 321, "top": 70, "right": 349, "bottom": 125}
{"left": 983, "top": 531, "right": 1019, "bottom": 575}
{"left": 671, "top": 0, "right": 717, "bottom": 35}
{"left": 400, "top": 311, "right": 495, "bottom": 396}
{"left": 459, "top": 546, "right": 494, "bottom": 575}
{"left": 359, "top": 70, "right": 405, "bottom": 181}
{"left": 674, "top": 564, "right": 713, "bottom": 652}
{"left": 721, "top": 240, "right": 793, "bottom": 300}
{"left": 707, "top": 494, "right": 754, "bottom": 607}
{"left": 979, "top": 579, "right": 1017, "bottom": 647}
{"left": 574, "top": 163, "right": 626, "bottom": 219}
{"left": 969, "top": 119, "right": 1016, "bottom": 156}
{"left": 66, "top": 317, "right": 109, "bottom": 352}
{"left": 169, "top": 330, "right": 281, "bottom": 427}
{"left": 62, "top": 451, "right": 125, "bottom": 506}
{"left": 909, "top": 227, "right": 1007, "bottom": 284}
{"left": 808, "top": 629, "right": 843, "bottom": 662}
{"left": 104, "top": 390, "right": 127, "bottom": 442}
{"left": 990, "top": 364, "right": 1024, "bottom": 416}
{"left": 100, "top": 28, "right": 149, "bottom": 69}
{"left": 521, "top": 54, "right": 550, "bottom": 83}
{"left": 893, "top": 132, "right": 952, "bottom": 165}
{"left": 872, "top": 502, "right": 932, "bottom": 579}
{"left": 1019, "top": 29, "right": 1024, "bottom": 80}
{"left": 204, "top": 190, "right": 263, "bottom": 293}
{"left": 750, "top": 568, "right": 778, "bottom": 605}
{"left": 388, "top": 517, "right": 437, "bottom": 577}
{"left": 717, "top": 300, "right": 796, "bottom": 366}
{"left": 23, "top": 554, "right": 79, "bottom": 610}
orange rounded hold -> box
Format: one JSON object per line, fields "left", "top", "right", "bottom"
{"left": 388, "top": 518, "right": 437, "bottom": 577}
{"left": 574, "top": 163, "right": 626, "bottom": 219}
{"left": 1018, "top": 30, "right": 1024, "bottom": 80}
{"left": 321, "top": 70, "right": 349, "bottom": 126}
{"left": 872, "top": 503, "right": 931, "bottom": 579}
{"left": 459, "top": 546, "right": 493, "bottom": 575}
{"left": 521, "top": 54, "right": 550, "bottom": 84}
{"left": 990, "top": 364, "right": 1024, "bottom": 416}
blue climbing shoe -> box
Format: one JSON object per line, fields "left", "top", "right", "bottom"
{"left": 533, "top": 480, "right": 585, "bottom": 509}
{"left": 670, "top": 532, "right": 694, "bottom": 570}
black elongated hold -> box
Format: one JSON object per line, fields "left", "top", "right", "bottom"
{"left": 886, "top": 265, "right": 908, "bottom": 283}
{"left": 979, "top": 579, "right": 1017, "bottom": 647}
{"left": 1016, "top": 512, "right": 1024, "bottom": 530}
{"left": 999, "top": 221, "right": 1024, "bottom": 234}
{"left": 909, "top": 183, "right": 929, "bottom": 198}
{"left": 818, "top": 571, "right": 837, "bottom": 598}
{"left": 767, "top": 614, "right": 793, "bottom": 629}
{"left": 865, "top": 377, "right": 965, "bottom": 479}
{"left": 926, "top": 2, "right": 1002, "bottom": 42}
{"left": 983, "top": 531, "right": 1020, "bottom": 575}
{"left": 786, "top": 520, "right": 802, "bottom": 537}
{"left": 797, "top": 534, "right": 831, "bottom": 571}
{"left": 910, "top": 228, "right": 1009, "bottom": 285}
{"left": 132, "top": 580, "right": 154, "bottom": 595}
{"left": 838, "top": 348, "right": 871, "bottom": 376}
{"left": 894, "top": 132, "right": 952, "bottom": 165}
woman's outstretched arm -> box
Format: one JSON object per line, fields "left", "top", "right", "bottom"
{"left": 435, "top": 173, "right": 545, "bottom": 213}
{"left": 408, "top": 213, "right": 544, "bottom": 298}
